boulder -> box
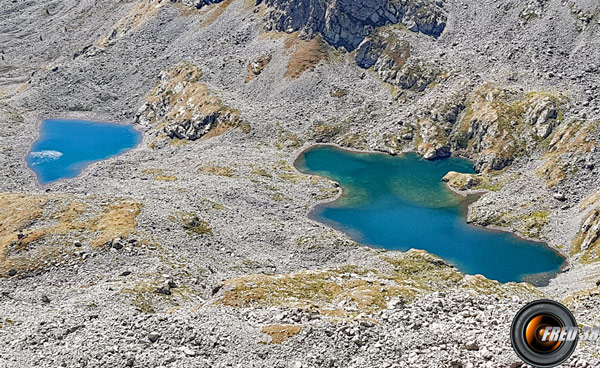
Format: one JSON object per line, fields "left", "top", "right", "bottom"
{"left": 180, "top": 0, "right": 225, "bottom": 9}
{"left": 442, "top": 171, "right": 480, "bottom": 191}
{"left": 418, "top": 142, "right": 450, "bottom": 160}
{"left": 154, "top": 287, "right": 172, "bottom": 296}
{"left": 245, "top": 55, "right": 272, "bottom": 82}
{"left": 148, "top": 332, "right": 161, "bottom": 343}
{"left": 525, "top": 95, "right": 560, "bottom": 139}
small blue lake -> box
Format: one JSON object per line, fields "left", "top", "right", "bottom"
{"left": 295, "top": 145, "right": 565, "bottom": 284}
{"left": 27, "top": 119, "right": 141, "bottom": 184}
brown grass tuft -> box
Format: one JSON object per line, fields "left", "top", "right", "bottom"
{"left": 97, "top": 0, "right": 169, "bottom": 47}
{"left": 261, "top": 324, "right": 302, "bottom": 344}
{"left": 284, "top": 34, "right": 327, "bottom": 79}
{"left": 0, "top": 193, "right": 140, "bottom": 275}
{"left": 198, "top": 164, "right": 235, "bottom": 177}
{"left": 200, "top": 0, "right": 233, "bottom": 27}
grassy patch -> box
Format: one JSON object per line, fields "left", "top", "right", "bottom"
{"left": 202, "top": 198, "right": 226, "bottom": 210}
{"left": 198, "top": 164, "right": 235, "bottom": 177}
{"left": 200, "top": 0, "right": 233, "bottom": 27}
{"left": 219, "top": 250, "right": 455, "bottom": 314}
{"left": 142, "top": 168, "right": 177, "bottom": 181}
{"left": 175, "top": 212, "right": 213, "bottom": 236}
{"left": 0, "top": 193, "right": 140, "bottom": 275}
{"left": 316, "top": 187, "right": 339, "bottom": 201}
{"left": 217, "top": 248, "right": 539, "bottom": 317}
{"left": 283, "top": 33, "right": 328, "bottom": 79}
{"left": 250, "top": 165, "right": 272, "bottom": 178}
{"left": 330, "top": 87, "right": 348, "bottom": 98}
{"left": 485, "top": 209, "right": 549, "bottom": 239}
{"left": 261, "top": 324, "right": 302, "bottom": 344}
{"left": 97, "top": 0, "right": 169, "bottom": 47}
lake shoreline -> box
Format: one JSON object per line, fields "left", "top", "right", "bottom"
{"left": 292, "top": 142, "right": 568, "bottom": 285}
{"left": 26, "top": 118, "right": 143, "bottom": 186}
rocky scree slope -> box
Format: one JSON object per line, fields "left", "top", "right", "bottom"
{"left": 1, "top": 0, "right": 600, "bottom": 367}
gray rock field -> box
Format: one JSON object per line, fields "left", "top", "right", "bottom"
{"left": 1, "top": 0, "right": 600, "bottom": 366}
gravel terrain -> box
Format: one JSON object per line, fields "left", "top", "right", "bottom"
{"left": 1, "top": 0, "right": 600, "bottom": 366}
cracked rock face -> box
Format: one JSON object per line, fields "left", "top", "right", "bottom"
{"left": 417, "top": 119, "right": 450, "bottom": 159}
{"left": 575, "top": 209, "right": 600, "bottom": 261}
{"left": 259, "top": 0, "right": 446, "bottom": 52}
{"left": 525, "top": 94, "right": 561, "bottom": 139}
{"left": 180, "top": 0, "right": 226, "bottom": 9}
{"left": 355, "top": 30, "right": 411, "bottom": 73}
{"left": 354, "top": 30, "right": 441, "bottom": 92}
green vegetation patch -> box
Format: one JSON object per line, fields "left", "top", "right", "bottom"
{"left": 217, "top": 249, "right": 537, "bottom": 317}
{"left": 173, "top": 212, "right": 213, "bottom": 236}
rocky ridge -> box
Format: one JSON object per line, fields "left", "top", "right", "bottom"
{"left": 259, "top": 0, "right": 447, "bottom": 51}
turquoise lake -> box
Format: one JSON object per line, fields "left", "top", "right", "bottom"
{"left": 295, "top": 145, "right": 564, "bottom": 284}
{"left": 27, "top": 119, "right": 141, "bottom": 184}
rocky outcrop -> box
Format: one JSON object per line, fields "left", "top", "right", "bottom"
{"left": 355, "top": 31, "right": 410, "bottom": 69}
{"left": 258, "top": 0, "right": 446, "bottom": 52}
{"left": 442, "top": 171, "right": 480, "bottom": 191}
{"left": 520, "top": 0, "right": 548, "bottom": 23}
{"left": 580, "top": 210, "right": 600, "bottom": 251}
{"left": 525, "top": 94, "right": 561, "bottom": 139}
{"left": 356, "top": 29, "right": 441, "bottom": 92}
{"left": 453, "top": 86, "right": 566, "bottom": 172}
{"left": 386, "top": 58, "right": 440, "bottom": 91}
{"left": 574, "top": 209, "right": 600, "bottom": 261}
{"left": 459, "top": 86, "right": 525, "bottom": 171}
{"left": 180, "top": 0, "right": 225, "bottom": 9}
{"left": 312, "top": 122, "right": 347, "bottom": 143}
{"left": 245, "top": 55, "right": 272, "bottom": 82}
{"left": 136, "top": 63, "right": 246, "bottom": 141}
{"left": 399, "top": 85, "right": 568, "bottom": 170}
{"left": 536, "top": 120, "right": 596, "bottom": 188}
{"left": 416, "top": 119, "right": 450, "bottom": 159}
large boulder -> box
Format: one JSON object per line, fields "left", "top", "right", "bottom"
{"left": 525, "top": 94, "right": 561, "bottom": 139}
{"left": 442, "top": 171, "right": 480, "bottom": 191}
